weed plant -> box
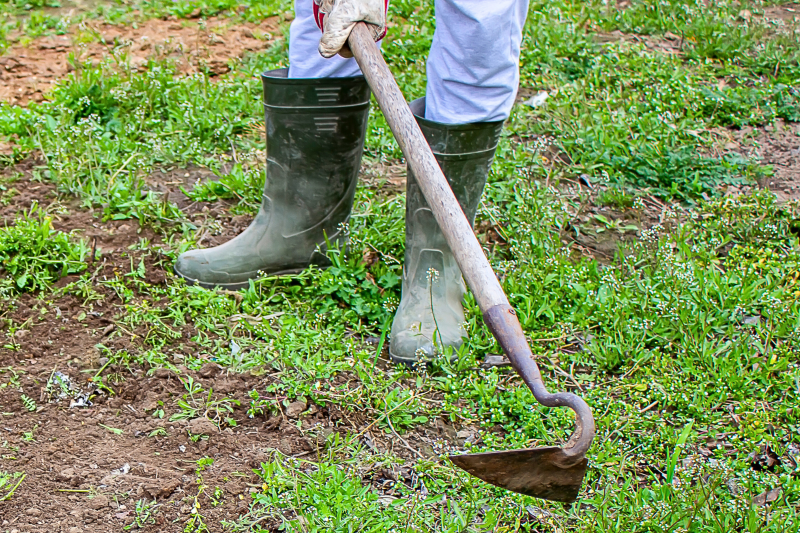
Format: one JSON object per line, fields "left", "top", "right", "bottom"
{"left": 0, "top": 204, "right": 88, "bottom": 292}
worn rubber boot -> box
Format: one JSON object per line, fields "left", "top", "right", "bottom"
{"left": 389, "top": 98, "right": 503, "bottom": 365}
{"left": 174, "top": 69, "right": 371, "bottom": 289}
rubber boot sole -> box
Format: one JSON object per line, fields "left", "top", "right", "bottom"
{"left": 389, "top": 349, "right": 421, "bottom": 368}
{"left": 176, "top": 267, "right": 304, "bottom": 291}
{"left": 389, "top": 345, "right": 460, "bottom": 367}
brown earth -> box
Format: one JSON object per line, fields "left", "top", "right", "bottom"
{"left": 145, "top": 163, "right": 263, "bottom": 248}
{"left": 726, "top": 120, "right": 800, "bottom": 203}
{"left": 0, "top": 15, "right": 280, "bottom": 106}
{"left": 763, "top": 4, "right": 800, "bottom": 24}
{"left": 0, "top": 291, "right": 465, "bottom": 532}
{"left": 593, "top": 29, "right": 684, "bottom": 55}
{"left": 751, "top": 121, "right": 800, "bottom": 203}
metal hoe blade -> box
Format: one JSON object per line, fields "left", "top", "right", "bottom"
{"left": 451, "top": 447, "right": 589, "bottom": 503}
{"left": 450, "top": 305, "right": 596, "bottom": 503}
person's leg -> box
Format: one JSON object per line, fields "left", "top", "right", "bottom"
{"left": 174, "top": 1, "right": 372, "bottom": 289}
{"left": 425, "top": 0, "right": 530, "bottom": 123}
{"left": 288, "top": 0, "right": 363, "bottom": 78}
{"left": 174, "top": 69, "right": 371, "bottom": 289}
{"left": 389, "top": 98, "right": 503, "bottom": 364}
{"left": 389, "top": 0, "right": 529, "bottom": 363}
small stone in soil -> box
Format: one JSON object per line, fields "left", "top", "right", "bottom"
{"left": 278, "top": 437, "right": 293, "bottom": 454}
{"left": 111, "top": 463, "right": 131, "bottom": 475}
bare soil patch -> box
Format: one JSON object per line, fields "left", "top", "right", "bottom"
{"left": 593, "top": 29, "right": 684, "bottom": 55}
{"left": 146, "top": 164, "right": 263, "bottom": 248}
{"left": 0, "top": 158, "right": 58, "bottom": 221}
{"left": 0, "top": 16, "right": 279, "bottom": 106}
{"left": 726, "top": 120, "right": 800, "bottom": 202}
{"left": 0, "top": 160, "right": 302, "bottom": 530}
{"left": 0, "top": 305, "right": 465, "bottom": 531}
{"left": 763, "top": 4, "right": 800, "bottom": 24}
{"left": 0, "top": 338, "right": 341, "bottom": 530}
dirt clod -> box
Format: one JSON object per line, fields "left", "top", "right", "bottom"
{"left": 199, "top": 362, "right": 222, "bottom": 378}
{"left": 286, "top": 399, "right": 308, "bottom": 418}
{"left": 153, "top": 367, "right": 172, "bottom": 379}
{"left": 56, "top": 467, "right": 84, "bottom": 487}
{"left": 141, "top": 478, "right": 181, "bottom": 500}
{"left": 88, "top": 495, "right": 109, "bottom": 509}
{"left": 188, "top": 416, "right": 218, "bottom": 436}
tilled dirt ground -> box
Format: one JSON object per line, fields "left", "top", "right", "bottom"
{"left": 0, "top": 292, "right": 461, "bottom": 531}
{"left": 0, "top": 15, "right": 280, "bottom": 106}
{"left": 743, "top": 120, "right": 800, "bottom": 203}
{"left": 0, "top": 165, "right": 269, "bottom": 529}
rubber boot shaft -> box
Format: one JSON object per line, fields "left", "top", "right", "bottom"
{"left": 389, "top": 98, "right": 503, "bottom": 364}
{"left": 175, "top": 69, "right": 370, "bottom": 289}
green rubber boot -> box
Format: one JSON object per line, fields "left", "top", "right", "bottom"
{"left": 389, "top": 98, "right": 503, "bottom": 365}
{"left": 175, "top": 69, "right": 371, "bottom": 289}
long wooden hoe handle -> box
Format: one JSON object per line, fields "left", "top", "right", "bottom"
{"left": 347, "top": 23, "right": 595, "bottom": 461}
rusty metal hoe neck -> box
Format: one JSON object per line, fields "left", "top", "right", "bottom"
{"left": 482, "top": 304, "right": 596, "bottom": 463}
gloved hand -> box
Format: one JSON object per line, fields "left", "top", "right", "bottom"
{"left": 314, "top": 0, "right": 389, "bottom": 58}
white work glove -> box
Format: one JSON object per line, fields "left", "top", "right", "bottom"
{"left": 314, "top": 0, "right": 388, "bottom": 58}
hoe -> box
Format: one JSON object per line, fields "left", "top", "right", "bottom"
{"left": 348, "top": 23, "right": 596, "bottom": 503}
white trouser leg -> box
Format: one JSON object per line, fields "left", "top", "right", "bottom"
{"left": 288, "top": 0, "right": 363, "bottom": 78}
{"left": 425, "top": 0, "right": 530, "bottom": 124}
{"left": 287, "top": 0, "right": 529, "bottom": 121}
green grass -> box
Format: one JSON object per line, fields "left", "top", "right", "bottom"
{"left": 0, "top": 203, "right": 89, "bottom": 293}
{"left": 0, "top": 0, "right": 799, "bottom": 531}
